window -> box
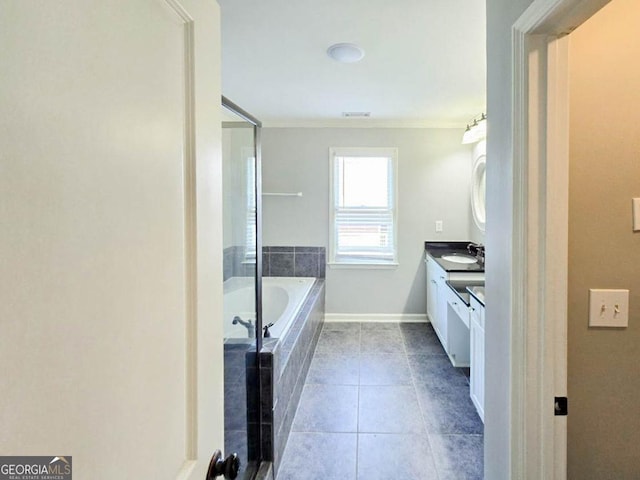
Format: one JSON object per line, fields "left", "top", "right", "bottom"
{"left": 245, "top": 150, "right": 257, "bottom": 260}
{"left": 329, "top": 147, "right": 398, "bottom": 266}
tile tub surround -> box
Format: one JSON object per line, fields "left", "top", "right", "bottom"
{"left": 262, "top": 246, "right": 326, "bottom": 278}
{"left": 224, "top": 343, "right": 260, "bottom": 480}
{"left": 257, "top": 279, "right": 325, "bottom": 478}
{"left": 276, "top": 322, "right": 484, "bottom": 480}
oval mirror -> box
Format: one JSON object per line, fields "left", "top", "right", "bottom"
{"left": 471, "top": 154, "right": 486, "bottom": 232}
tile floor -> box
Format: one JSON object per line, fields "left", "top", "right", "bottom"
{"left": 224, "top": 343, "right": 251, "bottom": 480}
{"left": 276, "top": 322, "right": 483, "bottom": 480}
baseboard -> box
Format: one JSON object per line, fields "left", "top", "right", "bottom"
{"left": 324, "top": 313, "right": 428, "bottom": 323}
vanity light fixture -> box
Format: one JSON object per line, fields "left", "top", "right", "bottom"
{"left": 462, "top": 113, "right": 487, "bottom": 144}
{"left": 327, "top": 43, "right": 365, "bottom": 63}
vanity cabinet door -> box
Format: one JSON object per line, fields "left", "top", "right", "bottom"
{"left": 426, "top": 256, "right": 447, "bottom": 346}
{"left": 426, "top": 258, "right": 439, "bottom": 325}
{"left": 470, "top": 298, "right": 485, "bottom": 422}
{"left": 435, "top": 270, "right": 449, "bottom": 347}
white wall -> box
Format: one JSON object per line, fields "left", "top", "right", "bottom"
{"left": 485, "top": 1, "right": 535, "bottom": 479}
{"left": 261, "top": 127, "right": 473, "bottom": 314}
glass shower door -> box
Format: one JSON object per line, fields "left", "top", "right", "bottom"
{"left": 221, "top": 98, "right": 262, "bottom": 480}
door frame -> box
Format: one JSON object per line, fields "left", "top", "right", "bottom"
{"left": 511, "top": 0, "right": 610, "bottom": 478}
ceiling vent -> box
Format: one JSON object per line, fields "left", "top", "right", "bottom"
{"left": 342, "top": 112, "right": 371, "bottom": 118}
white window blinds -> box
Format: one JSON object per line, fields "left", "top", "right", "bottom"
{"left": 245, "top": 154, "right": 257, "bottom": 259}
{"left": 330, "top": 148, "right": 398, "bottom": 265}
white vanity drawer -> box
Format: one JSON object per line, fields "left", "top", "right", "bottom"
{"left": 446, "top": 286, "right": 470, "bottom": 328}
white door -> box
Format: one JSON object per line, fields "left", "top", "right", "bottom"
{"left": 0, "top": 1, "right": 224, "bottom": 479}
{"left": 511, "top": 0, "right": 610, "bottom": 477}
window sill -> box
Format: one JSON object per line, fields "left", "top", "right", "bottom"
{"left": 328, "top": 261, "right": 399, "bottom": 270}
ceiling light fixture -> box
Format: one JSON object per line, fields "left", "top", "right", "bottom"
{"left": 327, "top": 43, "right": 365, "bottom": 63}
{"left": 462, "top": 113, "right": 487, "bottom": 144}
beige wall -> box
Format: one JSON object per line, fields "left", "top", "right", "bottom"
{"left": 568, "top": 0, "right": 640, "bottom": 477}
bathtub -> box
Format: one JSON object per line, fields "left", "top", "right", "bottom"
{"left": 223, "top": 276, "right": 316, "bottom": 340}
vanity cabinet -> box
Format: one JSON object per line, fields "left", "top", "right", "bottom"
{"left": 469, "top": 296, "right": 485, "bottom": 422}
{"left": 425, "top": 254, "right": 483, "bottom": 364}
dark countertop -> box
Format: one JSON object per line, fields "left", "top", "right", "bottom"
{"left": 467, "top": 286, "right": 485, "bottom": 306}
{"left": 425, "top": 241, "right": 485, "bottom": 273}
{"left": 446, "top": 280, "right": 485, "bottom": 306}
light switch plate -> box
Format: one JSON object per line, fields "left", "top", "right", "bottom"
{"left": 633, "top": 198, "right": 640, "bottom": 232}
{"left": 589, "top": 289, "right": 629, "bottom": 327}
{"left": 435, "top": 220, "right": 443, "bottom": 233}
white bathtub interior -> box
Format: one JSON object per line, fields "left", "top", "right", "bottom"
{"left": 223, "top": 276, "right": 316, "bottom": 340}
{"left": 223, "top": 276, "right": 256, "bottom": 339}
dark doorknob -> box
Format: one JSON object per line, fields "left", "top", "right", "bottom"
{"left": 206, "top": 450, "right": 240, "bottom": 480}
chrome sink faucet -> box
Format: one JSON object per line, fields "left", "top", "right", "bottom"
{"left": 467, "top": 242, "right": 485, "bottom": 264}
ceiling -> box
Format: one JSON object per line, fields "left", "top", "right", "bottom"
{"left": 219, "top": 0, "right": 486, "bottom": 127}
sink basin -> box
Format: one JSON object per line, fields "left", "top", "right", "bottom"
{"left": 441, "top": 254, "right": 478, "bottom": 264}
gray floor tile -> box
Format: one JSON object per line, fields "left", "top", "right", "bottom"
{"left": 415, "top": 383, "right": 484, "bottom": 434}
{"left": 398, "top": 322, "right": 432, "bottom": 334}
{"left": 292, "top": 385, "right": 358, "bottom": 432}
{"left": 360, "top": 329, "right": 405, "bottom": 354}
{"left": 271, "top": 321, "right": 483, "bottom": 479}
{"left": 359, "top": 354, "right": 411, "bottom": 386}
{"left": 357, "top": 433, "right": 439, "bottom": 480}
{"left": 403, "top": 336, "right": 444, "bottom": 355}
{"left": 277, "top": 432, "right": 357, "bottom": 480}
{"left": 400, "top": 323, "right": 446, "bottom": 354}
{"left": 407, "top": 353, "right": 469, "bottom": 387}
{"left": 359, "top": 386, "right": 424, "bottom": 434}
{"left": 429, "top": 434, "right": 484, "bottom": 480}
{"left": 315, "top": 329, "right": 360, "bottom": 355}
{"left": 322, "top": 322, "right": 361, "bottom": 332}
{"left": 306, "top": 354, "right": 359, "bottom": 385}
{"left": 361, "top": 322, "right": 400, "bottom": 331}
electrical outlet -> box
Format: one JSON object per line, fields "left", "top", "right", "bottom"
{"left": 435, "top": 220, "right": 443, "bottom": 233}
{"left": 589, "top": 289, "right": 629, "bottom": 328}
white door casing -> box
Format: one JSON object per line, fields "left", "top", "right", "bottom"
{"left": 511, "top": 0, "right": 610, "bottom": 478}
{"left": 0, "top": 1, "right": 223, "bottom": 479}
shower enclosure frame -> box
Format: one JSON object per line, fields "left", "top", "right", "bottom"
{"left": 221, "top": 95, "right": 264, "bottom": 477}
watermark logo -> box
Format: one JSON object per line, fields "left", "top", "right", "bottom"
{"left": 0, "top": 456, "right": 72, "bottom": 480}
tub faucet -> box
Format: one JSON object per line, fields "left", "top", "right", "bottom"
{"left": 232, "top": 316, "right": 255, "bottom": 338}
{"left": 263, "top": 322, "right": 274, "bottom": 338}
